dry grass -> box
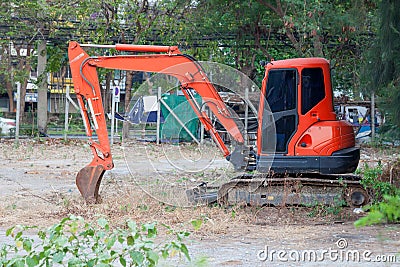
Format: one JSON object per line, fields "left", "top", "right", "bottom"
{"left": 0, "top": 139, "right": 398, "bottom": 236}
{"left": 49, "top": 178, "right": 362, "bottom": 238}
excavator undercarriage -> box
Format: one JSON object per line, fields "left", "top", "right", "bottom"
{"left": 187, "top": 173, "right": 369, "bottom": 207}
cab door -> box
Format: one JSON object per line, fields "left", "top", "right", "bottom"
{"left": 261, "top": 69, "right": 298, "bottom": 154}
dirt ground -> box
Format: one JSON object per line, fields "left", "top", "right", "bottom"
{"left": 0, "top": 138, "right": 399, "bottom": 266}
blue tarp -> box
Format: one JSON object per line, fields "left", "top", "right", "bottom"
{"left": 127, "top": 96, "right": 164, "bottom": 124}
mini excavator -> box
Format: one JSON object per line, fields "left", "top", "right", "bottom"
{"left": 68, "top": 41, "right": 368, "bottom": 206}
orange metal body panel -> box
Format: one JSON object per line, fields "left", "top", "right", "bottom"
{"left": 295, "top": 120, "right": 355, "bottom": 156}
{"left": 257, "top": 58, "right": 354, "bottom": 157}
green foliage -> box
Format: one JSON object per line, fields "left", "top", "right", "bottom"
{"left": 355, "top": 194, "right": 400, "bottom": 227}
{"left": 0, "top": 215, "right": 191, "bottom": 266}
{"left": 355, "top": 162, "right": 400, "bottom": 227}
{"left": 357, "top": 163, "right": 397, "bottom": 202}
{"left": 360, "top": 0, "right": 400, "bottom": 135}
{"left": 0, "top": 0, "right": 395, "bottom": 136}
{"left": 377, "top": 119, "right": 400, "bottom": 145}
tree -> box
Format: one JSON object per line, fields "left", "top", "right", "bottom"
{"left": 169, "top": 0, "right": 374, "bottom": 94}
{"left": 0, "top": 43, "right": 16, "bottom": 112}
{"left": 361, "top": 0, "right": 400, "bottom": 138}
{"left": 0, "top": 0, "right": 54, "bottom": 133}
{"left": 0, "top": 1, "right": 42, "bottom": 117}
{"left": 257, "top": 0, "right": 375, "bottom": 95}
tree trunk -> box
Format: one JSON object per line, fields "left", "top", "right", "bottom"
{"left": 37, "top": 40, "right": 48, "bottom": 134}
{"left": 313, "top": 32, "right": 324, "bottom": 57}
{"left": 104, "top": 71, "right": 112, "bottom": 113}
{"left": 6, "top": 78, "right": 14, "bottom": 112}
{"left": 3, "top": 43, "right": 14, "bottom": 112}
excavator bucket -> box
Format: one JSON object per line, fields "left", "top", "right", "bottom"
{"left": 75, "top": 165, "right": 105, "bottom": 203}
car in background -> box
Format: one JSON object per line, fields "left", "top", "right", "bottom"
{"left": 0, "top": 117, "right": 16, "bottom": 135}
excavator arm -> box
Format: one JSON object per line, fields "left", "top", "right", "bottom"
{"left": 68, "top": 41, "right": 245, "bottom": 202}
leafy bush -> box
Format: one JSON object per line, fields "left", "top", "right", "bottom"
{"left": 355, "top": 194, "right": 400, "bottom": 227}
{"left": 355, "top": 163, "right": 400, "bottom": 227}
{"left": 0, "top": 215, "right": 191, "bottom": 267}
{"left": 357, "top": 162, "right": 397, "bottom": 202}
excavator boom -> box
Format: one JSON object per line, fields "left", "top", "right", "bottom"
{"left": 68, "top": 41, "right": 245, "bottom": 202}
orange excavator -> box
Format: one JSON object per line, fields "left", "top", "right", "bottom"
{"left": 68, "top": 41, "right": 368, "bottom": 206}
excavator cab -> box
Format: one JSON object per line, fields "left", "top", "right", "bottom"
{"left": 257, "top": 58, "right": 360, "bottom": 174}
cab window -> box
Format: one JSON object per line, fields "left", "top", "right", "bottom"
{"left": 301, "top": 68, "right": 325, "bottom": 115}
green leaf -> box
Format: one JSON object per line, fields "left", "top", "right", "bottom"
{"left": 127, "top": 235, "right": 134, "bottom": 246}
{"left": 97, "top": 218, "right": 109, "bottom": 230}
{"left": 119, "top": 256, "right": 126, "bottom": 267}
{"left": 354, "top": 210, "right": 384, "bottom": 227}
{"left": 25, "top": 256, "right": 39, "bottom": 267}
{"left": 6, "top": 226, "right": 14, "bottom": 237}
{"left": 161, "top": 248, "right": 169, "bottom": 259}
{"left": 15, "top": 231, "right": 23, "bottom": 239}
{"left": 146, "top": 250, "right": 159, "bottom": 265}
{"left": 143, "top": 223, "right": 157, "bottom": 238}
{"left": 68, "top": 257, "right": 81, "bottom": 267}
{"left": 87, "top": 258, "right": 97, "bottom": 267}
{"left": 69, "top": 220, "right": 79, "bottom": 234}
{"left": 129, "top": 251, "right": 144, "bottom": 265}
{"left": 106, "top": 235, "right": 117, "bottom": 250}
{"left": 127, "top": 220, "right": 137, "bottom": 233}
{"left": 9, "top": 257, "right": 25, "bottom": 267}
{"left": 37, "top": 230, "right": 46, "bottom": 240}
{"left": 53, "top": 251, "right": 65, "bottom": 263}
{"left": 22, "top": 239, "right": 32, "bottom": 252}
{"left": 55, "top": 235, "right": 68, "bottom": 247}
{"left": 191, "top": 219, "right": 203, "bottom": 231}
{"left": 179, "top": 243, "right": 190, "bottom": 261}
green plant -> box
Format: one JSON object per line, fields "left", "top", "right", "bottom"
{"left": 355, "top": 194, "right": 400, "bottom": 227}
{"left": 190, "top": 219, "right": 203, "bottom": 231}
{"left": 306, "top": 197, "right": 347, "bottom": 218}
{"left": 0, "top": 215, "right": 191, "bottom": 267}
{"left": 355, "top": 163, "right": 400, "bottom": 227}
{"left": 357, "top": 163, "right": 397, "bottom": 202}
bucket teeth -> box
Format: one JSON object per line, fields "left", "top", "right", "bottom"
{"left": 76, "top": 165, "right": 105, "bottom": 203}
